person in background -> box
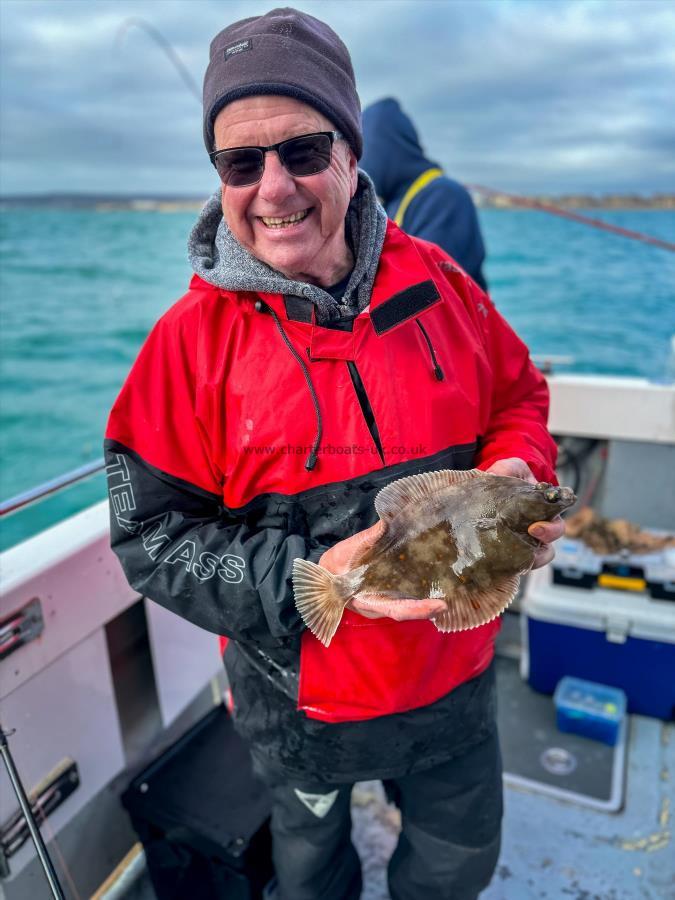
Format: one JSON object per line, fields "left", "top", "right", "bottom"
{"left": 361, "top": 97, "right": 488, "bottom": 291}
{"left": 105, "top": 8, "right": 562, "bottom": 900}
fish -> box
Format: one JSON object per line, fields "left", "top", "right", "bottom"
{"left": 565, "top": 506, "right": 675, "bottom": 555}
{"left": 292, "top": 468, "right": 576, "bottom": 647}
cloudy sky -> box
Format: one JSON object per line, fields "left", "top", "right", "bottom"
{"left": 1, "top": 0, "right": 673, "bottom": 196}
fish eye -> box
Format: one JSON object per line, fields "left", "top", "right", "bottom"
{"left": 545, "top": 489, "right": 560, "bottom": 502}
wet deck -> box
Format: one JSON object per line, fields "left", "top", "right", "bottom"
{"left": 351, "top": 712, "right": 673, "bottom": 899}
{"left": 123, "top": 684, "right": 673, "bottom": 900}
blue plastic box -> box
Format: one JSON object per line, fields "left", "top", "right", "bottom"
{"left": 554, "top": 676, "right": 626, "bottom": 746}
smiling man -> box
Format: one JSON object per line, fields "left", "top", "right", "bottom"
{"left": 213, "top": 95, "right": 357, "bottom": 286}
{"left": 105, "top": 8, "right": 562, "bottom": 900}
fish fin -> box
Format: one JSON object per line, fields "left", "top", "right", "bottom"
{"left": 432, "top": 573, "right": 520, "bottom": 632}
{"left": 292, "top": 559, "right": 348, "bottom": 647}
{"left": 374, "top": 469, "right": 485, "bottom": 523}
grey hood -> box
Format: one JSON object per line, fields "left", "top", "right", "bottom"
{"left": 188, "top": 171, "right": 387, "bottom": 324}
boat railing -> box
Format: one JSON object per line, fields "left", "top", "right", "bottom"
{"left": 0, "top": 458, "right": 105, "bottom": 518}
{"left": 1, "top": 371, "right": 673, "bottom": 520}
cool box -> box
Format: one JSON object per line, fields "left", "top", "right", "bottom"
{"left": 521, "top": 565, "right": 675, "bottom": 720}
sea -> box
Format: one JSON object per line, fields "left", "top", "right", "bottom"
{"left": 1, "top": 207, "right": 674, "bottom": 551}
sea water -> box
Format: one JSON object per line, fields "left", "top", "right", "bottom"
{"left": 1, "top": 207, "right": 674, "bottom": 550}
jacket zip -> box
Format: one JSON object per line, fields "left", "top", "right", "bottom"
{"left": 346, "top": 361, "right": 385, "bottom": 463}
{"left": 416, "top": 320, "right": 445, "bottom": 381}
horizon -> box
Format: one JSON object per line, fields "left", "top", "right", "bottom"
{"left": 1, "top": 1, "right": 674, "bottom": 197}
{"left": 2, "top": 189, "right": 674, "bottom": 202}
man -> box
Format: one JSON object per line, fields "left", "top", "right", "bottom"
{"left": 361, "top": 97, "right": 488, "bottom": 291}
{"left": 105, "top": 8, "right": 561, "bottom": 899}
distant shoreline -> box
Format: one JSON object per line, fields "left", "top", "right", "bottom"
{"left": 0, "top": 193, "right": 673, "bottom": 211}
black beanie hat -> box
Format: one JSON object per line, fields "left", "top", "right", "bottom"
{"left": 203, "top": 7, "right": 362, "bottom": 159}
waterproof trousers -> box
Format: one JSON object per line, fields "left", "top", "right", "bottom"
{"left": 259, "top": 730, "right": 503, "bottom": 900}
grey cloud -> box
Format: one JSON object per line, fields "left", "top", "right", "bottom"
{"left": 1, "top": 0, "right": 673, "bottom": 194}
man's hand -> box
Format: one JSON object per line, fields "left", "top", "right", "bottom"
{"left": 485, "top": 457, "right": 565, "bottom": 568}
{"left": 319, "top": 520, "right": 385, "bottom": 576}
{"left": 319, "top": 521, "right": 446, "bottom": 622}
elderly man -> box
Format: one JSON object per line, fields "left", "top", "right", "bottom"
{"left": 105, "top": 8, "right": 562, "bottom": 900}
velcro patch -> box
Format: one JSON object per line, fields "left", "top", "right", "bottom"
{"left": 371, "top": 280, "right": 441, "bottom": 335}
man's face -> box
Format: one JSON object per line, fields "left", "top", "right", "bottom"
{"left": 213, "top": 95, "right": 358, "bottom": 286}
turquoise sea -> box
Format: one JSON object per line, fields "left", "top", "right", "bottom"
{"left": 1, "top": 208, "right": 674, "bottom": 550}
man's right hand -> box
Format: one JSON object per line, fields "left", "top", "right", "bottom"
{"left": 319, "top": 521, "right": 447, "bottom": 622}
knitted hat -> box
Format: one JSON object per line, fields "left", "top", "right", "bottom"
{"left": 203, "top": 7, "right": 362, "bottom": 159}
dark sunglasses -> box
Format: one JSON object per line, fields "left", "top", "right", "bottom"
{"left": 209, "top": 131, "right": 342, "bottom": 187}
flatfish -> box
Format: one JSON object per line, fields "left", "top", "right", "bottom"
{"left": 293, "top": 468, "right": 576, "bottom": 646}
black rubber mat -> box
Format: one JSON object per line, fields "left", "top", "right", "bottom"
{"left": 495, "top": 656, "right": 626, "bottom": 810}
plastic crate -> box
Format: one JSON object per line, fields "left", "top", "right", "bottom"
{"left": 554, "top": 676, "right": 626, "bottom": 746}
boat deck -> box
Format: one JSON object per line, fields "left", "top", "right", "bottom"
{"left": 121, "top": 645, "right": 674, "bottom": 900}
{"left": 351, "top": 716, "right": 673, "bottom": 899}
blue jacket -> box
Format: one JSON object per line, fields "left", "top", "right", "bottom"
{"left": 361, "top": 98, "right": 487, "bottom": 291}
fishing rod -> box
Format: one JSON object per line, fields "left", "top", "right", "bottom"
{"left": 115, "top": 17, "right": 201, "bottom": 102}
{"left": 0, "top": 724, "right": 66, "bottom": 900}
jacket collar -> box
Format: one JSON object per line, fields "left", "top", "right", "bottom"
{"left": 187, "top": 173, "right": 387, "bottom": 325}
{"left": 247, "top": 221, "right": 442, "bottom": 330}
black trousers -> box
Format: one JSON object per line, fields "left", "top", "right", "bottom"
{"left": 259, "top": 731, "right": 503, "bottom": 900}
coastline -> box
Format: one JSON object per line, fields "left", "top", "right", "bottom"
{"left": 1, "top": 194, "right": 673, "bottom": 212}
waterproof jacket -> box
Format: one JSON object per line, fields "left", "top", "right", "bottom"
{"left": 105, "top": 222, "right": 555, "bottom": 781}
{"left": 361, "top": 98, "right": 488, "bottom": 291}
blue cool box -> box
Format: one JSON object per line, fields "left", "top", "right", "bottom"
{"left": 522, "top": 565, "right": 675, "bottom": 720}
{"left": 554, "top": 676, "right": 626, "bottom": 745}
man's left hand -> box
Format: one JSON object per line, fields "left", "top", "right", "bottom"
{"left": 484, "top": 457, "right": 565, "bottom": 569}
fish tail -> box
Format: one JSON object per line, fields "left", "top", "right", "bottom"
{"left": 292, "top": 559, "right": 348, "bottom": 647}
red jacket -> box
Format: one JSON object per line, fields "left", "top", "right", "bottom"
{"left": 105, "top": 223, "right": 556, "bottom": 774}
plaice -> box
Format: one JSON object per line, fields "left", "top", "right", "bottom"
{"left": 293, "top": 469, "right": 576, "bottom": 647}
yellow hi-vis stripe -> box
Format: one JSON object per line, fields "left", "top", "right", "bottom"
{"left": 598, "top": 574, "right": 647, "bottom": 592}
{"left": 393, "top": 167, "right": 443, "bottom": 227}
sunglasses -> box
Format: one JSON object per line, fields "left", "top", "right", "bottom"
{"left": 209, "top": 131, "right": 342, "bottom": 187}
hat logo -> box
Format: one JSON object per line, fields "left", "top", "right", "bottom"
{"left": 225, "top": 39, "right": 252, "bottom": 59}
